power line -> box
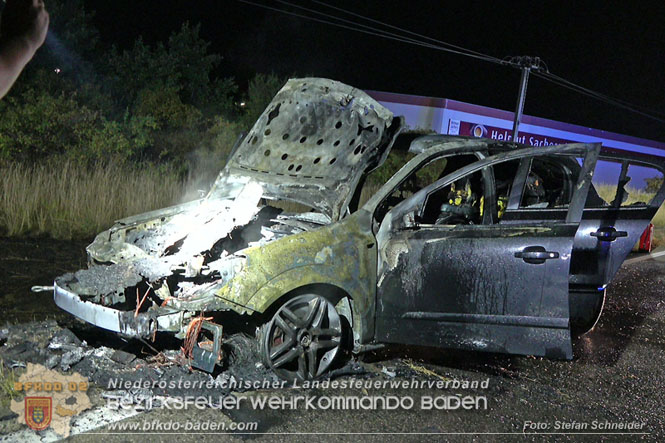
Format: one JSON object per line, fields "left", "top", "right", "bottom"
{"left": 305, "top": 0, "right": 665, "bottom": 123}
{"left": 274, "top": 0, "right": 445, "bottom": 52}
{"left": 310, "top": 0, "right": 503, "bottom": 64}
{"left": 236, "top": 0, "right": 665, "bottom": 125}
{"left": 539, "top": 71, "right": 665, "bottom": 120}
{"left": 532, "top": 71, "right": 665, "bottom": 124}
{"left": 236, "top": 0, "right": 446, "bottom": 52}
{"left": 236, "top": 0, "right": 504, "bottom": 64}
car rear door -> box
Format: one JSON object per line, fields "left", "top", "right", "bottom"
{"left": 573, "top": 149, "right": 665, "bottom": 284}
{"left": 503, "top": 148, "right": 665, "bottom": 332}
{"left": 573, "top": 150, "right": 665, "bottom": 330}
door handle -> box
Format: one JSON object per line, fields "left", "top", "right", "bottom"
{"left": 590, "top": 227, "right": 628, "bottom": 242}
{"left": 515, "top": 246, "right": 559, "bottom": 264}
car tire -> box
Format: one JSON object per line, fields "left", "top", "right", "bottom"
{"left": 260, "top": 294, "right": 345, "bottom": 381}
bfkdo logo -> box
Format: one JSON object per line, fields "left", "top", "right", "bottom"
{"left": 25, "top": 397, "right": 52, "bottom": 431}
{"left": 10, "top": 363, "right": 92, "bottom": 437}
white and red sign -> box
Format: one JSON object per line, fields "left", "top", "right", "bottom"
{"left": 450, "top": 120, "right": 573, "bottom": 147}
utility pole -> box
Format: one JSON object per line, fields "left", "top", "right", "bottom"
{"left": 504, "top": 56, "right": 546, "bottom": 143}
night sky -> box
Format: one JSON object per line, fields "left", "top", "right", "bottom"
{"left": 82, "top": 0, "right": 665, "bottom": 142}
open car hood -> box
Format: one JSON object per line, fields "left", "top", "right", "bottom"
{"left": 221, "top": 78, "right": 403, "bottom": 221}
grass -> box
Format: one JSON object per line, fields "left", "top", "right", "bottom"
{"left": 595, "top": 183, "right": 665, "bottom": 247}
{"left": 0, "top": 154, "right": 377, "bottom": 239}
{"left": 0, "top": 160, "right": 188, "bottom": 239}
{"left": 2, "top": 158, "right": 664, "bottom": 241}
{"left": 594, "top": 183, "right": 665, "bottom": 227}
{"left": 595, "top": 183, "right": 654, "bottom": 206}
{"left": 0, "top": 361, "right": 22, "bottom": 409}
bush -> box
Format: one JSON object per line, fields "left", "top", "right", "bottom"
{"left": 242, "top": 73, "right": 285, "bottom": 128}
{"left": 134, "top": 86, "right": 203, "bottom": 129}
{"left": 0, "top": 86, "right": 165, "bottom": 164}
{"left": 179, "top": 117, "right": 245, "bottom": 197}
{"left": 645, "top": 177, "right": 663, "bottom": 194}
{"left": 208, "top": 117, "right": 244, "bottom": 161}
{"left": 0, "top": 90, "right": 98, "bottom": 162}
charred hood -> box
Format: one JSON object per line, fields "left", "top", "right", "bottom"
{"left": 221, "top": 78, "right": 403, "bottom": 221}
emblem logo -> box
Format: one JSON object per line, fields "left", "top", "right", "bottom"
{"left": 25, "top": 397, "right": 52, "bottom": 431}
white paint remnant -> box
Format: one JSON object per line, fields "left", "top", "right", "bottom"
{"left": 315, "top": 246, "right": 333, "bottom": 264}
{"left": 384, "top": 240, "right": 409, "bottom": 272}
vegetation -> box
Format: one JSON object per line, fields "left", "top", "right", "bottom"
{"left": 645, "top": 177, "right": 663, "bottom": 194}
{"left": 0, "top": 160, "right": 183, "bottom": 238}
{"left": 0, "top": 1, "right": 285, "bottom": 238}
{"left": 0, "top": 361, "right": 22, "bottom": 409}
{"left": 595, "top": 183, "right": 665, "bottom": 230}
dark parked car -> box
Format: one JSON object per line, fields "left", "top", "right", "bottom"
{"left": 54, "top": 78, "right": 665, "bottom": 380}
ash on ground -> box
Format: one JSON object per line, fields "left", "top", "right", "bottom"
{"left": 0, "top": 320, "right": 280, "bottom": 399}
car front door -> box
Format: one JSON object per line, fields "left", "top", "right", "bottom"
{"left": 373, "top": 143, "right": 599, "bottom": 359}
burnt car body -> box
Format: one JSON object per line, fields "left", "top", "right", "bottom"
{"left": 54, "top": 78, "right": 665, "bottom": 380}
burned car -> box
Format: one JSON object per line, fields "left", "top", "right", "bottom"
{"left": 54, "top": 78, "right": 665, "bottom": 380}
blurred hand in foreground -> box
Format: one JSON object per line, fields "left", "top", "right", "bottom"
{"left": 0, "top": 0, "right": 49, "bottom": 98}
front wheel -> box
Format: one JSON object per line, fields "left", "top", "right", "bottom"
{"left": 261, "top": 294, "right": 344, "bottom": 381}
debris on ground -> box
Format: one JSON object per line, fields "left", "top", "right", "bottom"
{"left": 401, "top": 359, "right": 451, "bottom": 382}
{"left": 381, "top": 366, "right": 396, "bottom": 378}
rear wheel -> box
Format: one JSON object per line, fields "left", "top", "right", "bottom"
{"left": 261, "top": 294, "right": 344, "bottom": 381}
